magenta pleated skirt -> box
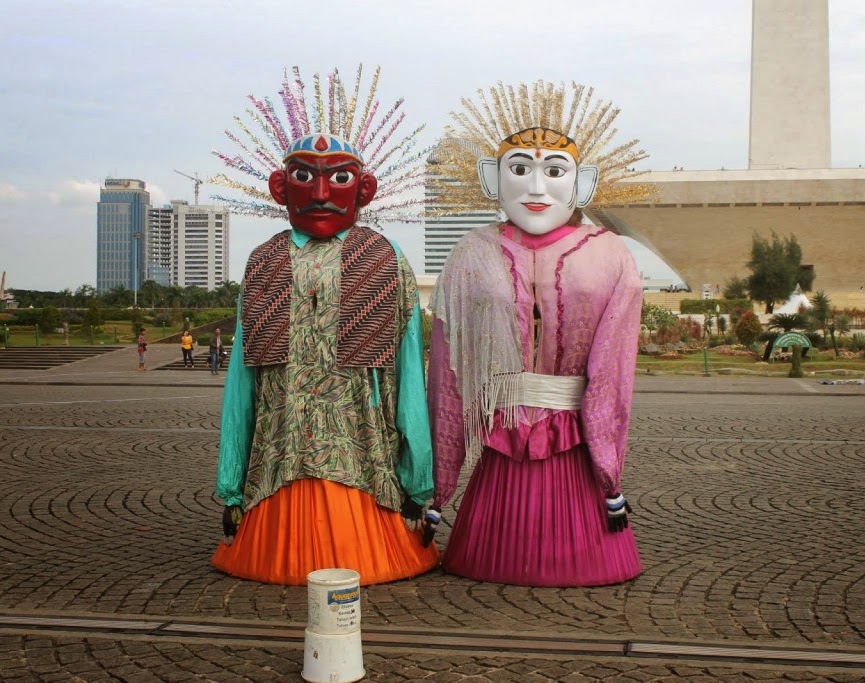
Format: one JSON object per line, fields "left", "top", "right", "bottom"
{"left": 443, "top": 446, "right": 642, "bottom": 586}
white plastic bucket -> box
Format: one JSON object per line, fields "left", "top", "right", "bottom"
{"left": 306, "top": 568, "right": 361, "bottom": 636}
{"left": 301, "top": 628, "right": 365, "bottom": 683}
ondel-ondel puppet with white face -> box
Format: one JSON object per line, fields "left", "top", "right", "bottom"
{"left": 477, "top": 127, "right": 599, "bottom": 235}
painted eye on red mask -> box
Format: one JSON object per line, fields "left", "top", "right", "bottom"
{"left": 290, "top": 168, "right": 313, "bottom": 183}
{"left": 330, "top": 169, "right": 356, "bottom": 185}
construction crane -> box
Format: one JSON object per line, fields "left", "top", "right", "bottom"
{"left": 174, "top": 169, "right": 204, "bottom": 205}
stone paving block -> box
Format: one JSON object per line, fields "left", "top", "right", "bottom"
{"left": 2, "top": 383, "right": 865, "bottom": 680}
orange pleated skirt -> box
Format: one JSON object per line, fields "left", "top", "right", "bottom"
{"left": 212, "top": 479, "right": 439, "bottom": 585}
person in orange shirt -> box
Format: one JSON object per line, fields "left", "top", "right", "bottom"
{"left": 180, "top": 330, "right": 194, "bottom": 368}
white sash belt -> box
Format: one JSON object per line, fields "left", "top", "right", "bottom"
{"left": 495, "top": 372, "right": 587, "bottom": 410}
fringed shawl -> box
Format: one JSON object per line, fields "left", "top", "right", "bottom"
{"left": 429, "top": 224, "right": 524, "bottom": 463}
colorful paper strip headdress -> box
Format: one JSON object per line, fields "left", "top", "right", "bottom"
{"left": 210, "top": 65, "right": 428, "bottom": 225}
{"left": 428, "top": 80, "right": 652, "bottom": 215}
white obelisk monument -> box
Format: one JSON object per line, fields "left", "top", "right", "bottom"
{"left": 748, "top": 0, "right": 831, "bottom": 169}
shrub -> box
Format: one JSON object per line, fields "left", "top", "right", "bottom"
{"left": 805, "top": 330, "right": 824, "bottom": 350}
{"left": 38, "top": 306, "right": 63, "bottom": 331}
{"left": 81, "top": 300, "right": 104, "bottom": 329}
{"left": 152, "top": 311, "right": 173, "bottom": 327}
{"left": 63, "top": 309, "right": 85, "bottom": 325}
{"left": 10, "top": 309, "right": 40, "bottom": 325}
{"left": 734, "top": 310, "right": 763, "bottom": 346}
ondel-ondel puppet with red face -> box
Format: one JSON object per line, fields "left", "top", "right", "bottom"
{"left": 268, "top": 133, "right": 378, "bottom": 238}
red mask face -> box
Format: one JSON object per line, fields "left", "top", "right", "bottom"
{"left": 268, "top": 152, "right": 377, "bottom": 239}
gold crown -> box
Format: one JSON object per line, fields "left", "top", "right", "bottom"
{"left": 496, "top": 127, "right": 580, "bottom": 161}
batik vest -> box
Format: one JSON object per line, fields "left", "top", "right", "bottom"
{"left": 241, "top": 226, "right": 398, "bottom": 368}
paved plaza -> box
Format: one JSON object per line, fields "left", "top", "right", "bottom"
{"left": 0, "top": 347, "right": 864, "bottom": 681}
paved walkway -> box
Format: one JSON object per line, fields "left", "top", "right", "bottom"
{"left": 0, "top": 350, "right": 863, "bottom": 680}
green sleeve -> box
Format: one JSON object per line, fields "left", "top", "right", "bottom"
{"left": 215, "top": 297, "right": 256, "bottom": 507}
{"left": 395, "top": 300, "right": 434, "bottom": 505}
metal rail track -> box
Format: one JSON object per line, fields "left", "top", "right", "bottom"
{"left": 1, "top": 612, "right": 865, "bottom": 671}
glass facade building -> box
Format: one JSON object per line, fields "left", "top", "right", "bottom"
{"left": 96, "top": 179, "right": 150, "bottom": 294}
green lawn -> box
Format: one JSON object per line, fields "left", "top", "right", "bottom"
{"left": 638, "top": 348, "right": 865, "bottom": 375}
{"left": 1, "top": 321, "right": 189, "bottom": 347}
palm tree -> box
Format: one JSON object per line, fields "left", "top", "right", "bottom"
{"left": 808, "top": 291, "right": 832, "bottom": 339}
{"left": 768, "top": 313, "right": 806, "bottom": 332}
{"left": 834, "top": 313, "right": 852, "bottom": 337}
{"left": 139, "top": 280, "right": 166, "bottom": 309}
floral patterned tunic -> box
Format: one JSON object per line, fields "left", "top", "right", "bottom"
{"left": 216, "top": 229, "right": 433, "bottom": 513}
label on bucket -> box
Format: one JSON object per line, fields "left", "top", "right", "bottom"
{"left": 328, "top": 586, "right": 360, "bottom": 605}
{"left": 307, "top": 570, "right": 362, "bottom": 635}
{"left": 325, "top": 584, "right": 360, "bottom": 631}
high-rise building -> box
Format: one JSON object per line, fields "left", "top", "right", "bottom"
{"left": 146, "top": 206, "right": 173, "bottom": 286}
{"left": 423, "top": 144, "right": 498, "bottom": 275}
{"left": 96, "top": 179, "right": 151, "bottom": 293}
{"left": 171, "top": 201, "right": 229, "bottom": 289}
{"left": 98, "top": 180, "right": 231, "bottom": 294}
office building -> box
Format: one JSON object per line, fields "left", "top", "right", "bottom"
{"left": 96, "top": 179, "right": 151, "bottom": 293}
{"left": 97, "top": 179, "right": 230, "bottom": 294}
{"left": 171, "top": 201, "right": 229, "bottom": 290}
{"left": 146, "top": 206, "right": 173, "bottom": 286}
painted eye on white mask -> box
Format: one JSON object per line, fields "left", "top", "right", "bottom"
{"left": 329, "top": 170, "right": 356, "bottom": 185}
{"left": 509, "top": 164, "right": 531, "bottom": 177}
{"left": 290, "top": 168, "right": 313, "bottom": 183}
{"left": 544, "top": 166, "right": 567, "bottom": 178}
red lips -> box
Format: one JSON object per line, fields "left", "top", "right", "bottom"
{"left": 522, "top": 203, "right": 550, "bottom": 212}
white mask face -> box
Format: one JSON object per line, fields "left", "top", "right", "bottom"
{"left": 498, "top": 148, "right": 578, "bottom": 235}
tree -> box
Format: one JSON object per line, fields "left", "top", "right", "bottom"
{"left": 746, "top": 232, "right": 813, "bottom": 314}
{"left": 212, "top": 280, "right": 240, "bottom": 307}
{"left": 768, "top": 313, "right": 806, "bottom": 332}
{"left": 641, "top": 303, "right": 678, "bottom": 341}
{"left": 74, "top": 284, "right": 97, "bottom": 306}
{"left": 81, "top": 299, "right": 103, "bottom": 329}
{"left": 183, "top": 286, "right": 209, "bottom": 308}
{"left": 103, "top": 285, "right": 133, "bottom": 307}
{"left": 834, "top": 313, "right": 852, "bottom": 337}
{"left": 734, "top": 310, "right": 763, "bottom": 347}
{"left": 139, "top": 280, "right": 166, "bottom": 309}
{"left": 38, "top": 306, "right": 63, "bottom": 332}
{"left": 723, "top": 276, "right": 749, "bottom": 300}
{"left": 808, "top": 290, "right": 832, "bottom": 338}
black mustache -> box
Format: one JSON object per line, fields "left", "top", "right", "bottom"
{"left": 297, "top": 201, "right": 347, "bottom": 215}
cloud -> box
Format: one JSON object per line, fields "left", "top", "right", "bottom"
{"left": 0, "top": 183, "right": 26, "bottom": 201}
{"left": 146, "top": 183, "right": 169, "bottom": 208}
{"left": 45, "top": 179, "right": 101, "bottom": 206}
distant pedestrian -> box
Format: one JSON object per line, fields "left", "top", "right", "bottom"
{"left": 181, "top": 330, "right": 194, "bottom": 368}
{"left": 209, "top": 328, "right": 224, "bottom": 375}
{"left": 137, "top": 328, "right": 147, "bottom": 371}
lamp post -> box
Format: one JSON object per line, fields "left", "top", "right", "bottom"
{"left": 132, "top": 230, "right": 142, "bottom": 308}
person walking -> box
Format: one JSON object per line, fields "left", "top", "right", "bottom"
{"left": 181, "top": 329, "right": 194, "bottom": 368}
{"left": 137, "top": 328, "right": 147, "bottom": 371}
{"left": 209, "top": 328, "right": 223, "bottom": 375}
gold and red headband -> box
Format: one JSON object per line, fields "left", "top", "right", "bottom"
{"left": 496, "top": 127, "right": 580, "bottom": 161}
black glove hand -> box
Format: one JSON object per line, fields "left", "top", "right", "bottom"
{"left": 606, "top": 494, "right": 633, "bottom": 533}
{"left": 421, "top": 507, "right": 442, "bottom": 548}
{"left": 401, "top": 498, "right": 424, "bottom": 522}
{"left": 222, "top": 505, "right": 243, "bottom": 544}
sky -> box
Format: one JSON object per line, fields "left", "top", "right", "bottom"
{"left": 2, "top": 0, "right": 865, "bottom": 291}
